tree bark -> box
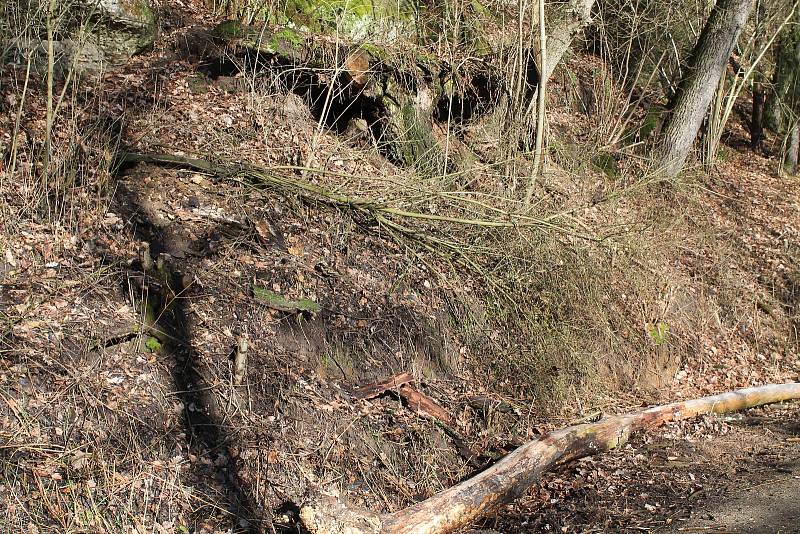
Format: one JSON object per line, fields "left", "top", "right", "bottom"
{"left": 770, "top": 6, "right": 800, "bottom": 167}
{"left": 525, "top": 0, "right": 548, "bottom": 206}
{"left": 655, "top": 0, "right": 754, "bottom": 178}
{"left": 513, "top": 0, "right": 595, "bottom": 156}
{"left": 750, "top": 0, "right": 766, "bottom": 150}
{"left": 542, "top": 0, "right": 596, "bottom": 83}
{"left": 300, "top": 382, "right": 800, "bottom": 534}
{"left": 752, "top": 77, "right": 766, "bottom": 149}
{"left": 788, "top": 122, "right": 799, "bottom": 175}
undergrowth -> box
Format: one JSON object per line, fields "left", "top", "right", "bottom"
{"left": 2, "top": 2, "right": 799, "bottom": 532}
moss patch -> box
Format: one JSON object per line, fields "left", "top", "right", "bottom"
{"left": 252, "top": 285, "right": 321, "bottom": 314}
{"left": 272, "top": 0, "right": 417, "bottom": 41}
{"left": 213, "top": 19, "right": 246, "bottom": 38}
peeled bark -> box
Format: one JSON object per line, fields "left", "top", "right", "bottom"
{"left": 300, "top": 382, "right": 800, "bottom": 534}
{"left": 656, "top": 0, "right": 753, "bottom": 177}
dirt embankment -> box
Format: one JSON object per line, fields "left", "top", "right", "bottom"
{"left": 2, "top": 3, "right": 800, "bottom": 533}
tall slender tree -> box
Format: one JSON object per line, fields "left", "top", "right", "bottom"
{"left": 751, "top": 0, "right": 767, "bottom": 149}
{"left": 655, "top": 0, "right": 754, "bottom": 177}
{"left": 771, "top": 6, "right": 800, "bottom": 173}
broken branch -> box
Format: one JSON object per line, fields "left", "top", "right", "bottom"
{"left": 397, "top": 384, "right": 453, "bottom": 426}
{"left": 351, "top": 372, "right": 415, "bottom": 400}
{"left": 300, "top": 382, "right": 800, "bottom": 534}
{"left": 117, "top": 152, "right": 567, "bottom": 231}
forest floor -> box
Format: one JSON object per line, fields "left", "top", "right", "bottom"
{"left": 498, "top": 401, "right": 800, "bottom": 533}
{"left": 2, "top": 6, "right": 800, "bottom": 534}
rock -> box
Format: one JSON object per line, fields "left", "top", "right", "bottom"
{"left": 211, "top": 20, "right": 306, "bottom": 61}
{"left": 3, "top": 38, "right": 105, "bottom": 76}
{"left": 206, "top": 6, "right": 497, "bottom": 176}
{"left": 187, "top": 74, "right": 211, "bottom": 94}
{"left": 213, "top": 75, "right": 248, "bottom": 93}
{"left": 2, "top": 0, "right": 156, "bottom": 74}
{"left": 85, "top": 0, "right": 158, "bottom": 62}
{"left": 343, "top": 117, "right": 373, "bottom": 146}
{"left": 281, "top": 93, "right": 312, "bottom": 119}
{"left": 378, "top": 81, "right": 446, "bottom": 174}
{"left": 272, "top": 0, "right": 417, "bottom": 43}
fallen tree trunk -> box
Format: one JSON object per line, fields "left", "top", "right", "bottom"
{"left": 299, "top": 382, "right": 800, "bottom": 534}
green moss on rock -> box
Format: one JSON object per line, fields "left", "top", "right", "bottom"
{"left": 119, "top": 0, "right": 155, "bottom": 24}
{"left": 273, "top": 0, "right": 417, "bottom": 42}
{"left": 213, "top": 19, "right": 246, "bottom": 38}
{"left": 213, "top": 21, "right": 306, "bottom": 57}
{"left": 379, "top": 82, "right": 445, "bottom": 176}
{"left": 59, "top": 0, "right": 159, "bottom": 66}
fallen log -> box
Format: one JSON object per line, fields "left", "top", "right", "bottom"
{"left": 300, "top": 382, "right": 800, "bottom": 534}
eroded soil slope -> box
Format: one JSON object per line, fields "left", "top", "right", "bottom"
{"left": 2, "top": 5, "right": 800, "bottom": 534}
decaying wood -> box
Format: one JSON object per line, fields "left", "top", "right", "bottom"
{"left": 300, "top": 382, "right": 800, "bottom": 534}
{"left": 398, "top": 384, "right": 453, "bottom": 426}
{"left": 351, "top": 372, "right": 414, "bottom": 400}
{"left": 233, "top": 335, "right": 248, "bottom": 386}
{"left": 351, "top": 373, "right": 454, "bottom": 425}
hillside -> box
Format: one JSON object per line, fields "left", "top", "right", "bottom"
{"left": 1, "top": 0, "right": 799, "bottom": 532}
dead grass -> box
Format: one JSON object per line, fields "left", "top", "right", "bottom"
{"left": 2, "top": 3, "right": 800, "bottom": 533}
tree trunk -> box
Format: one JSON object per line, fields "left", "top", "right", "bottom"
{"left": 788, "top": 122, "right": 799, "bottom": 175}
{"left": 750, "top": 0, "right": 767, "bottom": 150}
{"left": 771, "top": 6, "right": 800, "bottom": 167}
{"left": 525, "top": 0, "right": 548, "bottom": 206}
{"left": 655, "top": 0, "right": 753, "bottom": 178}
{"left": 300, "top": 383, "right": 800, "bottom": 534}
{"left": 542, "top": 0, "right": 596, "bottom": 83}
{"left": 511, "top": 0, "right": 595, "bottom": 156}
{"left": 752, "top": 77, "right": 766, "bottom": 149}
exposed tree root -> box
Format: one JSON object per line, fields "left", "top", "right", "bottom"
{"left": 117, "top": 151, "right": 557, "bottom": 229}
{"left": 117, "top": 150, "right": 584, "bottom": 301}
{"left": 299, "top": 383, "right": 800, "bottom": 534}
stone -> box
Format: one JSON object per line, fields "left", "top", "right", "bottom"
{"left": 2, "top": 0, "right": 157, "bottom": 74}
{"left": 80, "top": 0, "right": 157, "bottom": 63}
{"left": 268, "top": 0, "right": 418, "bottom": 43}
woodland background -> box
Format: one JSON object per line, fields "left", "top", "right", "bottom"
{"left": 1, "top": 0, "right": 800, "bottom": 532}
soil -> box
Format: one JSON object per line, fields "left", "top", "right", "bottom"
{"left": 663, "top": 406, "right": 800, "bottom": 534}
{"left": 2, "top": 2, "right": 800, "bottom": 534}
{"left": 674, "top": 477, "right": 800, "bottom": 533}
{"left": 490, "top": 402, "right": 800, "bottom": 533}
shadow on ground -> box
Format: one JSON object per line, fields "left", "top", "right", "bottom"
{"left": 113, "top": 177, "right": 265, "bottom": 533}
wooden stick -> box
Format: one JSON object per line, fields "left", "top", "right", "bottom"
{"left": 300, "top": 382, "right": 800, "bottom": 534}
{"left": 233, "top": 335, "right": 248, "bottom": 386}
{"left": 398, "top": 384, "right": 453, "bottom": 426}
{"left": 118, "top": 152, "right": 560, "bottom": 230}
{"left": 352, "top": 372, "right": 415, "bottom": 400}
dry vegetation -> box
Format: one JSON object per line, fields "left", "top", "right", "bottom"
{"left": 1, "top": 1, "right": 799, "bottom": 533}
